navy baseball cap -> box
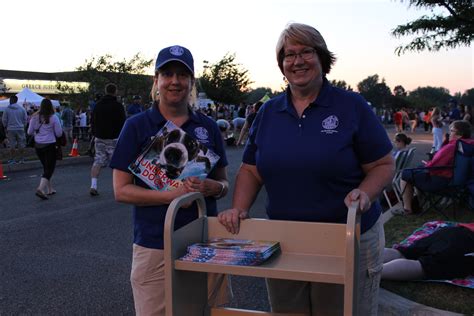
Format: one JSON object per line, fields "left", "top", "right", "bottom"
{"left": 155, "top": 45, "right": 194, "bottom": 75}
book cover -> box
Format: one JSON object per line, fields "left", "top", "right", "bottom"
{"left": 179, "top": 238, "right": 281, "bottom": 266}
{"left": 128, "top": 120, "right": 220, "bottom": 191}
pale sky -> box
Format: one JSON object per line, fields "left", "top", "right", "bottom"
{"left": 2, "top": 0, "right": 473, "bottom": 95}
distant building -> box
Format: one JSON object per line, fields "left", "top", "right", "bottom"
{"left": 0, "top": 70, "right": 89, "bottom": 100}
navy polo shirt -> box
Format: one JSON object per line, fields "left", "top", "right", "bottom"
{"left": 110, "top": 105, "right": 228, "bottom": 249}
{"left": 243, "top": 78, "right": 392, "bottom": 233}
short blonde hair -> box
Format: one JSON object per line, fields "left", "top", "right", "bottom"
{"left": 276, "top": 23, "right": 336, "bottom": 75}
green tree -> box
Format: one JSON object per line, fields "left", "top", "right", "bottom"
{"left": 329, "top": 79, "right": 353, "bottom": 91}
{"left": 57, "top": 53, "right": 153, "bottom": 110}
{"left": 393, "top": 85, "right": 407, "bottom": 97}
{"left": 357, "top": 75, "right": 392, "bottom": 108}
{"left": 199, "top": 53, "right": 252, "bottom": 105}
{"left": 460, "top": 88, "right": 474, "bottom": 105}
{"left": 392, "top": 0, "right": 474, "bottom": 55}
{"left": 407, "top": 86, "right": 451, "bottom": 109}
{"left": 245, "top": 87, "right": 282, "bottom": 104}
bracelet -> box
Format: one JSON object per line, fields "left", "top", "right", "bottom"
{"left": 215, "top": 181, "right": 226, "bottom": 199}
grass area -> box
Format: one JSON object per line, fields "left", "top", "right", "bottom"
{"left": 382, "top": 205, "right": 474, "bottom": 314}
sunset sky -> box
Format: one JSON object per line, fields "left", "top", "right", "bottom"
{"left": 2, "top": 0, "right": 472, "bottom": 95}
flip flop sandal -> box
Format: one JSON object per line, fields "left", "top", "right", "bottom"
{"left": 35, "top": 190, "right": 49, "bottom": 200}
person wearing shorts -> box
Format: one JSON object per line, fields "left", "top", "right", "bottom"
{"left": 89, "top": 83, "right": 126, "bottom": 196}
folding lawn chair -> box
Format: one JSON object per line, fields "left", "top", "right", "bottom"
{"left": 412, "top": 139, "right": 474, "bottom": 219}
{"left": 382, "top": 149, "right": 409, "bottom": 209}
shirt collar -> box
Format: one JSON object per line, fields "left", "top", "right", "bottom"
{"left": 148, "top": 102, "right": 202, "bottom": 125}
{"left": 276, "top": 77, "right": 333, "bottom": 112}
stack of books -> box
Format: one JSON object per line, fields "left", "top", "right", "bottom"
{"left": 179, "top": 238, "right": 280, "bottom": 266}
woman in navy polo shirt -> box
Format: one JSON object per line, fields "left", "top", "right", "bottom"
{"left": 218, "top": 23, "right": 394, "bottom": 315}
{"left": 110, "top": 45, "right": 230, "bottom": 315}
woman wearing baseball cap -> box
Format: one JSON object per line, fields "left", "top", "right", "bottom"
{"left": 110, "top": 45, "right": 231, "bottom": 315}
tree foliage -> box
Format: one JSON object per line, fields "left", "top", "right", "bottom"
{"left": 199, "top": 53, "right": 252, "bottom": 105}
{"left": 392, "top": 0, "right": 474, "bottom": 55}
{"left": 460, "top": 88, "right": 474, "bottom": 105}
{"left": 329, "top": 79, "right": 353, "bottom": 91}
{"left": 57, "top": 53, "right": 153, "bottom": 110}
{"left": 407, "top": 86, "right": 451, "bottom": 109}
{"left": 357, "top": 74, "right": 392, "bottom": 107}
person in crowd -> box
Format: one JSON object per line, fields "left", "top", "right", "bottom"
{"left": 2, "top": 95, "right": 27, "bottom": 164}
{"left": 217, "top": 23, "right": 394, "bottom": 315}
{"left": 126, "top": 95, "right": 143, "bottom": 117}
{"left": 448, "top": 98, "right": 461, "bottom": 122}
{"left": 110, "top": 45, "right": 231, "bottom": 316}
{"left": 0, "top": 112, "right": 6, "bottom": 148}
{"left": 430, "top": 107, "right": 443, "bottom": 152}
{"left": 382, "top": 223, "right": 474, "bottom": 281}
{"left": 237, "top": 101, "right": 263, "bottom": 146}
{"left": 89, "top": 83, "right": 126, "bottom": 196}
{"left": 216, "top": 118, "right": 231, "bottom": 141}
{"left": 396, "top": 120, "right": 473, "bottom": 215}
{"left": 27, "top": 99, "right": 63, "bottom": 199}
{"left": 423, "top": 109, "right": 432, "bottom": 132}
{"left": 78, "top": 109, "right": 88, "bottom": 140}
{"left": 231, "top": 116, "right": 246, "bottom": 137}
{"left": 393, "top": 108, "right": 403, "bottom": 133}
{"left": 408, "top": 108, "right": 417, "bottom": 132}
{"left": 393, "top": 133, "right": 412, "bottom": 160}
{"left": 463, "top": 104, "right": 472, "bottom": 124}
{"left": 60, "top": 103, "right": 75, "bottom": 144}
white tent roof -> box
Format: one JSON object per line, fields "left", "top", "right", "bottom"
{"left": 0, "top": 88, "right": 60, "bottom": 111}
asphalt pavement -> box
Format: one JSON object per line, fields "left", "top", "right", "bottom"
{"left": 0, "top": 127, "right": 459, "bottom": 315}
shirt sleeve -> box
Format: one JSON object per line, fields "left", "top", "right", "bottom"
{"left": 242, "top": 106, "right": 264, "bottom": 165}
{"left": 353, "top": 96, "right": 393, "bottom": 164}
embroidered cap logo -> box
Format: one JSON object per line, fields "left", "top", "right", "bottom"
{"left": 169, "top": 46, "right": 184, "bottom": 56}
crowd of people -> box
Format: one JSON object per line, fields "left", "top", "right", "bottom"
{"left": 0, "top": 21, "right": 473, "bottom": 316}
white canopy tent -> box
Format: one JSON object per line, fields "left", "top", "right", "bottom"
{"left": 0, "top": 88, "right": 60, "bottom": 111}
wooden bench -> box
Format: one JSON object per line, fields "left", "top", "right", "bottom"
{"left": 164, "top": 193, "right": 361, "bottom": 316}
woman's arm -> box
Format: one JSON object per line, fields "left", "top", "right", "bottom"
{"left": 113, "top": 169, "right": 190, "bottom": 206}
{"left": 344, "top": 153, "right": 395, "bottom": 213}
{"left": 217, "top": 163, "right": 263, "bottom": 234}
{"left": 53, "top": 115, "right": 63, "bottom": 137}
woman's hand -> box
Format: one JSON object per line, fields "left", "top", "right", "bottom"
{"left": 344, "top": 189, "right": 371, "bottom": 213}
{"left": 183, "top": 176, "right": 222, "bottom": 198}
{"left": 217, "top": 208, "right": 249, "bottom": 234}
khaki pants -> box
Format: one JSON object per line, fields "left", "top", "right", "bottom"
{"left": 130, "top": 244, "right": 232, "bottom": 316}
{"left": 266, "top": 218, "right": 385, "bottom": 316}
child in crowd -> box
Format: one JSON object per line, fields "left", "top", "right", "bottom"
{"left": 393, "top": 133, "right": 412, "bottom": 159}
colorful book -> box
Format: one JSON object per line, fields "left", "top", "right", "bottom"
{"left": 179, "top": 238, "right": 281, "bottom": 266}
{"left": 128, "top": 120, "right": 220, "bottom": 191}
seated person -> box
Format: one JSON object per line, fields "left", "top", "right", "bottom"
{"left": 382, "top": 223, "right": 474, "bottom": 281}
{"left": 397, "top": 120, "right": 473, "bottom": 215}
{"left": 393, "top": 133, "right": 412, "bottom": 159}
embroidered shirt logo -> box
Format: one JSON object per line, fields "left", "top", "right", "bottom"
{"left": 194, "top": 127, "right": 209, "bottom": 143}
{"left": 169, "top": 46, "right": 184, "bottom": 56}
{"left": 321, "top": 115, "right": 339, "bottom": 134}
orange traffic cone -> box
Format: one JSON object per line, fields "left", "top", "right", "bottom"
{"left": 0, "top": 160, "right": 8, "bottom": 180}
{"left": 68, "top": 138, "right": 80, "bottom": 157}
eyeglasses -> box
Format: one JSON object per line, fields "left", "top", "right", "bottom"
{"left": 283, "top": 48, "right": 316, "bottom": 63}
